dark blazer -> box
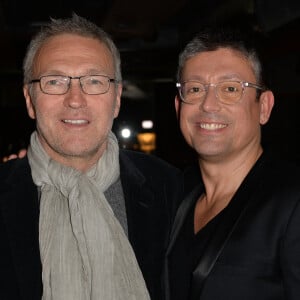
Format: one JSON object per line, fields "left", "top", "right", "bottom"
{"left": 0, "top": 149, "right": 183, "bottom": 300}
{"left": 164, "top": 152, "right": 300, "bottom": 300}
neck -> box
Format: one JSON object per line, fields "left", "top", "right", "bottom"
{"left": 198, "top": 146, "right": 263, "bottom": 202}
{"left": 44, "top": 147, "right": 106, "bottom": 173}
{"left": 38, "top": 137, "right": 108, "bottom": 173}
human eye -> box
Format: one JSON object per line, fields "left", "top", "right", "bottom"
{"left": 42, "top": 76, "right": 68, "bottom": 89}
{"left": 184, "top": 82, "right": 204, "bottom": 95}
{"left": 85, "top": 75, "right": 105, "bottom": 86}
{"left": 39, "top": 76, "right": 69, "bottom": 94}
{"left": 221, "top": 82, "right": 241, "bottom": 94}
{"left": 43, "top": 76, "right": 66, "bottom": 87}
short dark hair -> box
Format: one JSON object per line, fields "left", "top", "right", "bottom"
{"left": 177, "top": 26, "right": 267, "bottom": 87}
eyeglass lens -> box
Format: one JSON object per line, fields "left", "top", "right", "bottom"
{"left": 180, "top": 81, "right": 244, "bottom": 104}
{"left": 40, "top": 75, "right": 111, "bottom": 95}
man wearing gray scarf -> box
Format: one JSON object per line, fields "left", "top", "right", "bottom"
{"left": 0, "top": 15, "right": 182, "bottom": 300}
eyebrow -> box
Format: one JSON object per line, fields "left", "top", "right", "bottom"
{"left": 39, "top": 68, "right": 111, "bottom": 77}
{"left": 182, "top": 73, "right": 246, "bottom": 82}
{"left": 216, "top": 74, "right": 245, "bottom": 81}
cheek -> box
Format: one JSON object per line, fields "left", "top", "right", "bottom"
{"left": 35, "top": 102, "right": 51, "bottom": 116}
{"left": 34, "top": 102, "right": 59, "bottom": 127}
{"left": 233, "top": 106, "right": 261, "bottom": 138}
{"left": 245, "top": 104, "right": 261, "bottom": 126}
{"left": 94, "top": 102, "right": 117, "bottom": 128}
{"left": 179, "top": 109, "right": 194, "bottom": 142}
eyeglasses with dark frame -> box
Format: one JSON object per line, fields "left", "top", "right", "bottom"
{"left": 176, "top": 80, "right": 265, "bottom": 105}
{"left": 29, "top": 74, "right": 118, "bottom": 95}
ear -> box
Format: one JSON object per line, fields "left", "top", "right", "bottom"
{"left": 175, "top": 95, "right": 181, "bottom": 119}
{"left": 23, "top": 85, "right": 36, "bottom": 119}
{"left": 259, "top": 90, "right": 274, "bottom": 125}
{"left": 113, "top": 83, "right": 122, "bottom": 118}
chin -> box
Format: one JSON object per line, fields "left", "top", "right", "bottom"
{"left": 55, "top": 144, "right": 97, "bottom": 157}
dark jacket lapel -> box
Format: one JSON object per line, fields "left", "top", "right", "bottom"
{"left": 0, "top": 158, "right": 42, "bottom": 299}
{"left": 119, "top": 150, "right": 182, "bottom": 300}
{"left": 166, "top": 163, "right": 203, "bottom": 256}
{"left": 166, "top": 184, "right": 202, "bottom": 256}
{"left": 119, "top": 150, "right": 153, "bottom": 245}
{"left": 164, "top": 155, "right": 267, "bottom": 300}
{"left": 189, "top": 154, "right": 266, "bottom": 299}
{"left": 163, "top": 185, "right": 202, "bottom": 300}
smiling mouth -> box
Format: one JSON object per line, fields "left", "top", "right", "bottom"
{"left": 62, "top": 119, "right": 89, "bottom": 124}
{"left": 199, "top": 123, "right": 227, "bottom": 130}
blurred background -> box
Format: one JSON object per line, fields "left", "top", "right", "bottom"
{"left": 0, "top": 0, "right": 300, "bottom": 168}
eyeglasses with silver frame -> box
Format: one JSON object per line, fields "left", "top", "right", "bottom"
{"left": 176, "top": 80, "right": 265, "bottom": 105}
{"left": 30, "top": 74, "right": 118, "bottom": 95}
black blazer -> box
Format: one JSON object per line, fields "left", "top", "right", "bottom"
{"left": 0, "top": 149, "right": 183, "bottom": 300}
{"left": 165, "top": 152, "right": 300, "bottom": 300}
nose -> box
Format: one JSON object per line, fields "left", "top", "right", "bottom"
{"left": 63, "top": 79, "right": 87, "bottom": 109}
{"left": 199, "top": 85, "right": 221, "bottom": 112}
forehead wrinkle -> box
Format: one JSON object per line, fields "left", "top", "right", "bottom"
{"left": 182, "top": 73, "right": 246, "bottom": 83}
{"left": 37, "top": 68, "right": 111, "bottom": 77}
{"left": 32, "top": 34, "right": 115, "bottom": 78}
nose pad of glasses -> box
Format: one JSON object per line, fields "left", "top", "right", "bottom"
{"left": 68, "top": 77, "right": 84, "bottom": 94}
{"left": 200, "top": 84, "right": 221, "bottom": 109}
{"left": 204, "top": 84, "right": 219, "bottom": 101}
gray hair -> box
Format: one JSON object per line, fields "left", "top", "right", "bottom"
{"left": 177, "top": 27, "right": 264, "bottom": 87}
{"left": 23, "top": 14, "right": 122, "bottom": 84}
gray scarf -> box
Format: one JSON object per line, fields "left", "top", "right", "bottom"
{"left": 27, "top": 131, "right": 150, "bottom": 300}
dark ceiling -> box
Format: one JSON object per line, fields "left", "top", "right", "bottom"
{"left": 1, "top": 0, "right": 299, "bottom": 89}
{"left": 0, "top": 0, "right": 300, "bottom": 164}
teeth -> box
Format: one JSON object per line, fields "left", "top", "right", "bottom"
{"left": 63, "top": 119, "right": 88, "bottom": 124}
{"left": 200, "top": 123, "right": 226, "bottom": 130}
